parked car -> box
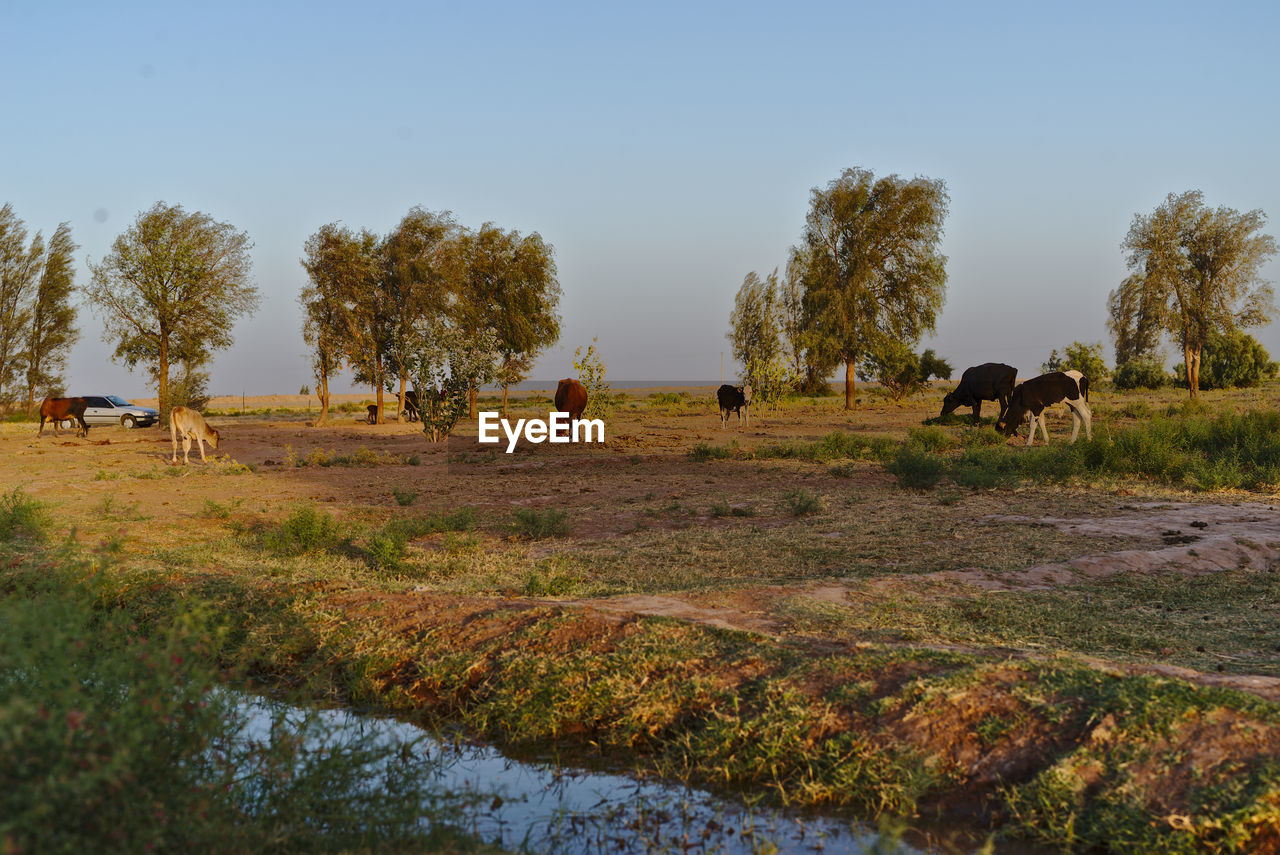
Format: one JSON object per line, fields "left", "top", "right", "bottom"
{"left": 78, "top": 395, "right": 160, "bottom": 428}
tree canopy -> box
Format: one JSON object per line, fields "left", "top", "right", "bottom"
{"left": 1114, "top": 190, "right": 1276, "bottom": 396}
{"left": 797, "top": 167, "right": 949, "bottom": 408}
{"left": 87, "top": 202, "right": 258, "bottom": 421}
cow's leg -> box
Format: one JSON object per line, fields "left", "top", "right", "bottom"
{"left": 170, "top": 419, "right": 179, "bottom": 464}
{"left": 1077, "top": 400, "right": 1093, "bottom": 440}
{"left": 744, "top": 405, "right": 749, "bottom": 428}
{"left": 1025, "top": 412, "right": 1036, "bottom": 446}
{"left": 1067, "top": 406, "right": 1081, "bottom": 443}
{"left": 1038, "top": 412, "right": 1051, "bottom": 444}
{"left": 38, "top": 416, "right": 47, "bottom": 437}
{"left": 182, "top": 433, "right": 193, "bottom": 465}
{"left": 972, "top": 401, "right": 982, "bottom": 425}
{"left": 197, "top": 435, "right": 208, "bottom": 463}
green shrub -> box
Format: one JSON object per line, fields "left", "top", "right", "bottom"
{"left": 511, "top": 508, "right": 571, "bottom": 539}
{"left": 905, "top": 426, "right": 955, "bottom": 453}
{"left": 0, "top": 568, "right": 470, "bottom": 854}
{"left": 1174, "top": 329, "right": 1279, "bottom": 390}
{"left": 688, "top": 441, "right": 737, "bottom": 461}
{"left": 258, "top": 505, "right": 348, "bottom": 555}
{"left": 0, "top": 489, "right": 49, "bottom": 544}
{"left": 886, "top": 446, "right": 945, "bottom": 489}
{"left": 391, "top": 487, "right": 417, "bottom": 507}
{"left": 1044, "top": 341, "right": 1107, "bottom": 381}
{"left": 781, "top": 489, "right": 823, "bottom": 516}
{"left": 1112, "top": 358, "right": 1170, "bottom": 390}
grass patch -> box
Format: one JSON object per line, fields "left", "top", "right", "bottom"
{"left": 510, "top": 507, "right": 571, "bottom": 539}
{"left": 688, "top": 441, "right": 738, "bottom": 461}
{"left": 391, "top": 486, "right": 418, "bottom": 507}
{"left": 781, "top": 488, "right": 823, "bottom": 516}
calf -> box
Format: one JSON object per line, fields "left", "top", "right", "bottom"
{"left": 940, "top": 363, "right": 1017, "bottom": 424}
{"left": 38, "top": 396, "right": 88, "bottom": 438}
{"left": 554, "top": 378, "right": 588, "bottom": 422}
{"left": 998, "top": 370, "right": 1091, "bottom": 445}
{"left": 716, "top": 383, "right": 752, "bottom": 428}
{"left": 401, "top": 389, "right": 421, "bottom": 422}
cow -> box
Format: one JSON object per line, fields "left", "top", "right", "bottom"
{"left": 940, "top": 363, "right": 1017, "bottom": 424}
{"left": 367, "top": 404, "right": 380, "bottom": 425}
{"left": 716, "top": 383, "right": 752, "bottom": 428}
{"left": 401, "top": 389, "right": 421, "bottom": 422}
{"left": 37, "top": 396, "right": 88, "bottom": 438}
{"left": 554, "top": 378, "right": 588, "bottom": 422}
{"left": 997, "top": 370, "right": 1092, "bottom": 445}
{"left": 169, "top": 406, "right": 220, "bottom": 465}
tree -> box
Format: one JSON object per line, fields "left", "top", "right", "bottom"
{"left": 1043, "top": 341, "right": 1107, "bottom": 381}
{"left": 572, "top": 337, "right": 611, "bottom": 420}
{"left": 859, "top": 341, "right": 924, "bottom": 400}
{"left": 728, "top": 270, "right": 782, "bottom": 388}
{"left": 0, "top": 204, "right": 44, "bottom": 408}
{"left": 917, "top": 349, "right": 953, "bottom": 382}
{"left": 87, "top": 202, "right": 258, "bottom": 422}
{"left": 798, "top": 167, "right": 949, "bottom": 409}
{"left": 24, "top": 222, "right": 79, "bottom": 414}
{"left": 339, "top": 229, "right": 392, "bottom": 423}
{"left": 1116, "top": 191, "right": 1277, "bottom": 397}
{"left": 780, "top": 246, "right": 836, "bottom": 394}
{"left": 382, "top": 207, "right": 458, "bottom": 421}
{"left": 454, "top": 223, "right": 560, "bottom": 415}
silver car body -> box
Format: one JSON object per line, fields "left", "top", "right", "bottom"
{"left": 79, "top": 395, "right": 160, "bottom": 428}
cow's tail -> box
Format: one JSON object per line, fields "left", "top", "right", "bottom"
{"left": 1081, "top": 375, "right": 1090, "bottom": 402}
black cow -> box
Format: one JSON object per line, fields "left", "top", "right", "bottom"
{"left": 997, "top": 370, "right": 1091, "bottom": 445}
{"left": 716, "top": 384, "right": 752, "bottom": 428}
{"left": 401, "top": 389, "right": 421, "bottom": 422}
{"left": 940, "top": 363, "right": 1017, "bottom": 424}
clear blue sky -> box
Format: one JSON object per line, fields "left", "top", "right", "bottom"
{"left": 3, "top": 0, "right": 1278, "bottom": 396}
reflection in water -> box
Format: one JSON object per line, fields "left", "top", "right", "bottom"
{"left": 235, "top": 694, "right": 934, "bottom": 854}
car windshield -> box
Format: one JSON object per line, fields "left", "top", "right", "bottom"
{"left": 106, "top": 395, "right": 132, "bottom": 407}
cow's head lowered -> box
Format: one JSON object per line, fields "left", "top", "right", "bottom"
{"left": 939, "top": 389, "right": 966, "bottom": 418}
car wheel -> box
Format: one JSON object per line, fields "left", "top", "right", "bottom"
{"left": 121, "top": 415, "right": 137, "bottom": 429}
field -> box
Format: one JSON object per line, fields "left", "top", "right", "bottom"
{"left": 7, "top": 381, "right": 1280, "bottom": 851}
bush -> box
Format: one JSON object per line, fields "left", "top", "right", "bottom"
{"left": 511, "top": 508, "right": 571, "bottom": 539}
{"left": 258, "top": 506, "right": 348, "bottom": 556}
{"left": 781, "top": 489, "right": 823, "bottom": 516}
{"left": 1113, "top": 358, "right": 1170, "bottom": 390}
{"left": 1174, "top": 329, "right": 1278, "bottom": 390}
{"left": 1044, "top": 341, "right": 1107, "bottom": 381}
{"left": 918, "top": 348, "right": 953, "bottom": 381}
{"left": 0, "top": 489, "right": 49, "bottom": 544}
{"left": 887, "top": 446, "right": 945, "bottom": 489}
{"left": 689, "top": 441, "right": 737, "bottom": 461}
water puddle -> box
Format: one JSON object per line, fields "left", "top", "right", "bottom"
{"left": 236, "top": 693, "right": 968, "bottom": 853}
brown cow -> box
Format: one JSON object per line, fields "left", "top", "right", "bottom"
{"left": 554, "top": 378, "right": 588, "bottom": 422}
{"left": 38, "top": 397, "right": 88, "bottom": 438}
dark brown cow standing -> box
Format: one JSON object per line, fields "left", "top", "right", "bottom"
{"left": 716, "top": 384, "right": 752, "bottom": 428}
{"left": 554, "top": 378, "right": 588, "bottom": 422}
{"left": 38, "top": 396, "right": 89, "bottom": 438}
{"left": 997, "top": 370, "right": 1092, "bottom": 445}
{"left": 940, "top": 363, "right": 1017, "bottom": 424}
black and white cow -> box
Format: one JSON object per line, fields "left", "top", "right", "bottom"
{"left": 940, "top": 363, "right": 1017, "bottom": 424}
{"left": 716, "top": 383, "right": 752, "bottom": 428}
{"left": 998, "top": 370, "right": 1091, "bottom": 445}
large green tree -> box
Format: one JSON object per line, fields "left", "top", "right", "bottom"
{"left": 300, "top": 223, "right": 376, "bottom": 425}
{"left": 1115, "top": 190, "right": 1277, "bottom": 397}
{"left": 24, "top": 222, "right": 79, "bottom": 414}
{"left": 798, "top": 167, "right": 949, "bottom": 409}
{"left": 454, "top": 223, "right": 560, "bottom": 415}
{"left": 0, "top": 204, "right": 45, "bottom": 408}
{"left": 728, "top": 269, "right": 782, "bottom": 387}
{"left": 382, "top": 207, "right": 458, "bottom": 421}
{"left": 87, "top": 202, "right": 258, "bottom": 422}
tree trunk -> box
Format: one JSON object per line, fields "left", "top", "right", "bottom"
{"left": 502, "top": 382, "right": 510, "bottom": 417}
{"left": 158, "top": 337, "right": 170, "bottom": 425}
{"left": 469, "top": 383, "right": 477, "bottom": 419}
{"left": 1184, "top": 344, "right": 1200, "bottom": 398}
{"left": 315, "top": 372, "right": 330, "bottom": 425}
{"left": 844, "top": 360, "right": 856, "bottom": 410}
{"left": 397, "top": 372, "right": 408, "bottom": 422}
{"left": 374, "top": 382, "right": 384, "bottom": 425}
